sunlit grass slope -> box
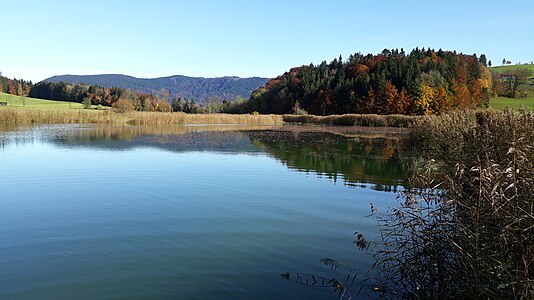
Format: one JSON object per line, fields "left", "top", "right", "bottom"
{"left": 491, "top": 64, "right": 534, "bottom": 77}
{"left": 0, "top": 92, "right": 83, "bottom": 109}
{"left": 489, "top": 97, "right": 534, "bottom": 110}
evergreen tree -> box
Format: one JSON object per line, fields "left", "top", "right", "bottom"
{"left": 478, "top": 54, "right": 487, "bottom": 67}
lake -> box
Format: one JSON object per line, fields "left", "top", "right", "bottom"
{"left": 0, "top": 124, "right": 405, "bottom": 300}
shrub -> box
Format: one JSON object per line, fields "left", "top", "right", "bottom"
{"left": 112, "top": 98, "right": 134, "bottom": 113}
{"left": 291, "top": 101, "right": 308, "bottom": 115}
{"left": 82, "top": 97, "right": 92, "bottom": 109}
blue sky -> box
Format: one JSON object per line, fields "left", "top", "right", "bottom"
{"left": 1, "top": 0, "right": 532, "bottom": 82}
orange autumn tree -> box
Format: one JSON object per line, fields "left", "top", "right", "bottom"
{"left": 383, "top": 81, "right": 411, "bottom": 114}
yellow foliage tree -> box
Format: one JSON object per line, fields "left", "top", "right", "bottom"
{"left": 415, "top": 84, "right": 435, "bottom": 115}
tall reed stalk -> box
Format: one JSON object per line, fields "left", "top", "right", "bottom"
{"left": 385, "top": 109, "right": 534, "bottom": 299}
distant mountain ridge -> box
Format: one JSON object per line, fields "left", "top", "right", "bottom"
{"left": 44, "top": 74, "right": 269, "bottom": 102}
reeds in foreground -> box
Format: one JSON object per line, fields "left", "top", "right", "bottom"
{"left": 370, "top": 109, "right": 534, "bottom": 299}
{"left": 283, "top": 109, "right": 533, "bottom": 299}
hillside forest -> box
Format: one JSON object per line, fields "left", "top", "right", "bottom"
{"left": 1, "top": 48, "right": 532, "bottom": 115}
{"left": 43, "top": 74, "right": 268, "bottom": 102}
{"left": 251, "top": 48, "right": 511, "bottom": 115}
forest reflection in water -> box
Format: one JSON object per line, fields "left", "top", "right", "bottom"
{"left": 0, "top": 124, "right": 406, "bottom": 191}
{"left": 0, "top": 123, "right": 408, "bottom": 300}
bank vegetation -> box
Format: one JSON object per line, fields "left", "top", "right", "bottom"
{"left": 370, "top": 109, "right": 534, "bottom": 299}
{"left": 0, "top": 108, "right": 283, "bottom": 125}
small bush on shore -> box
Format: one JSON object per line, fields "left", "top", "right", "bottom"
{"left": 112, "top": 99, "right": 135, "bottom": 113}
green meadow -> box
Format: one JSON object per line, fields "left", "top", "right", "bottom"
{"left": 0, "top": 92, "right": 84, "bottom": 109}
{"left": 489, "top": 96, "right": 534, "bottom": 110}
{"left": 491, "top": 63, "right": 534, "bottom": 76}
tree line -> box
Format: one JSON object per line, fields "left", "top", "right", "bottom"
{"left": 491, "top": 68, "right": 533, "bottom": 98}
{"left": 0, "top": 77, "right": 32, "bottom": 97}
{"left": 0, "top": 76, "right": 252, "bottom": 113}
{"left": 29, "top": 81, "right": 173, "bottom": 112}
{"left": 248, "top": 48, "right": 493, "bottom": 115}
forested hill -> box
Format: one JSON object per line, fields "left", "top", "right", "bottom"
{"left": 249, "top": 48, "right": 491, "bottom": 115}
{"left": 44, "top": 74, "right": 268, "bottom": 102}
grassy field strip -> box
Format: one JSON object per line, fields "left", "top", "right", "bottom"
{"left": 490, "top": 64, "right": 534, "bottom": 77}
{"left": 489, "top": 97, "right": 534, "bottom": 110}
{"left": 0, "top": 92, "right": 85, "bottom": 109}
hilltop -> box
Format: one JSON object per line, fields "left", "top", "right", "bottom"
{"left": 44, "top": 74, "right": 269, "bottom": 103}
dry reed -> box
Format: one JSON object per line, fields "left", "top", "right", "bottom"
{"left": 283, "top": 113, "right": 420, "bottom": 127}
{"left": 0, "top": 108, "right": 283, "bottom": 125}
{"left": 395, "top": 109, "right": 534, "bottom": 299}
{"left": 127, "top": 112, "right": 283, "bottom": 125}
{"left": 0, "top": 108, "right": 125, "bottom": 125}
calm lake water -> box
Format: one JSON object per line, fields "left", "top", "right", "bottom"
{"left": 0, "top": 124, "right": 405, "bottom": 300}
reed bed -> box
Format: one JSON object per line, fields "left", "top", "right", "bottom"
{"left": 0, "top": 108, "right": 283, "bottom": 125}
{"left": 283, "top": 113, "right": 420, "bottom": 127}
{"left": 127, "top": 112, "right": 283, "bottom": 125}
{"left": 0, "top": 108, "right": 125, "bottom": 125}
{"left": 385, "top": 109, "right": 534, "bottom": 299}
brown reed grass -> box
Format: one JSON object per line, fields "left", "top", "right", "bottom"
{"left": 0, "top": 108, "right": 124, "bottom": 125}
{"left": 127, "top": 112, "right": 283, "bottom": 125}
{"left": 283, "top": 113, "right": 420, "bottom": 127}
{"left": 0, "top": 108, "right": 283, "bottom": 125}
{"left": 397, "top": 108, "right": 534, "bottom": 299}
